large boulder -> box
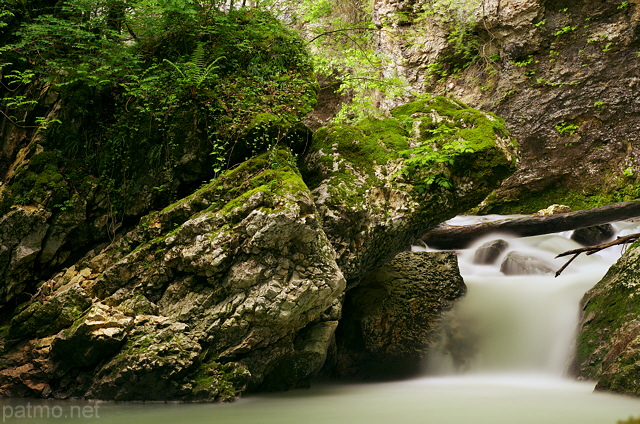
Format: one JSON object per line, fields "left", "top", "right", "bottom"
{"left": 573, "top": 241, "right": 640, "bottom": 395}
{"left": 0, "top": 150, "right": 345, "bottom": 400}
{"left": 334, "top": 251, "right": 466, "bottom": 379}
{"left": 301, "top": 95, "right": 518, "bottom": 284}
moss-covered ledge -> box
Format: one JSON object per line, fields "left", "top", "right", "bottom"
{"left": 301, "top": 95, "right": 519, "bottom": 283}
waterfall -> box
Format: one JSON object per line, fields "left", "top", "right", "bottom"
{"left": 419, "top": 218, "right": 640, "bottom": 380}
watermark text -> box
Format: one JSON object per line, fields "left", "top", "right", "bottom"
{"left": 3, "top": 403, "right": 100, "bottom": 422}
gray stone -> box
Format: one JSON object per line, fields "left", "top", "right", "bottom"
{"left": 473, "top": 239, "right": 509, "bottom": 264}
{"left": 334, "top": 251, "right": 466, "bottom": 379}
{"left": 500, "top": 251, "right": 554, "bottom": 275}
{"left": 573, "top": 242, "right": 640, "bottom": 397}
{"left": 571, "top": 224, "right": 614, "bottom": 246}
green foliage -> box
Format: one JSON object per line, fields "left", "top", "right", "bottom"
{"left": 512, "top": 56, "right": 533, "bottom": 67}
{"left": 0, "top": 1, "right": 317, "bottom": 214}
{"left": 618, "top": 2, "right": 630, "bottom": 10}
{"left": 163, "top": 43, "right": 225, "bottom": 90}
{"left": 555, "top": 121, "right": 580, "bottom": 136}
{"left": 555, "top": 25, "right": 577, "bottom": 36}
{"left": 296, "top": 0, "right": 413, "bottom": 122}
{"left": 415, "top": 0, "right": 482, "bottom": 74}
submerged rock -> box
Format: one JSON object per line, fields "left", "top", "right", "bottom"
{"left": 473, "top": 239, "right": 509, "bottom": 264}
{"left": 573, "top": 242, "right": 640, "bottom": 396}
{"left": 334, "top": 251, "right": 466, "bottom": 379}
{"left": 499, "top": 251, "right": 554, "bottom": 275}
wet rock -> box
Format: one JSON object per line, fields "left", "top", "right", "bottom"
{"left": 571, "top": 224, "right": 614, "bottom": 246}
{"left": 574, "top": 242, "right": 640, "bottom": 396}
{"left": 473, "top": 239, "right": 509, "bottom": 264}
{"left": 334, "top": 251, "right": 466, "bottom": 379}
{"left": 499, "top": 251, "right": 554, "bottom": 275}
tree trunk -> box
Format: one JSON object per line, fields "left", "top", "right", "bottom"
{"left": 421, "top": 200, "right": 640, "bottom": 249}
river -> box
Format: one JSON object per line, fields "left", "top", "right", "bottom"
{"left": 2, "top": 218, "right": 640, "bottom": 423}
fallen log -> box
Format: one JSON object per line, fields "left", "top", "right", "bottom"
{"left": 421, "top": 200, "right": 640, "bottom": 249}
{"left": 554, "top": 233, "right": 640, "bottom": 277}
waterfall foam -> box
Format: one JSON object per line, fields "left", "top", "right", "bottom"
{"left": 418, "top": 218, "right": 640, "bottom": 381}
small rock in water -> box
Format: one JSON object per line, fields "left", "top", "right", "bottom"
{"left": 571, "top": 224, "right": 614, "bottom": 246}
{"left": 500, "top": 251, "right": 554, "bottom": 275}
{"left": 473, "top": 239, "right": 509, "bottom": 265}
{"left": 535, "top": 204, "right": 571, "bottom": 216}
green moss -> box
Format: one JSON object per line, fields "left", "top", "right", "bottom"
{"left": 190, "top": 361, "right": 248, "bottom": 401}
{"left": 7, "top": 286, "right": 92, "bottom": 339}
{"left": 480, "top": 178, "right": 640, "bottom": 214}
{"left": 1, "top": 148, "right": 80, "bottom": 211}
{"left": 575, "top": 244, "right": 640, "bottom": 380}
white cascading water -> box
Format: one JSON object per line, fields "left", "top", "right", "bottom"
{"left": 422, "top": 217, "right": 640, "bottom": 381}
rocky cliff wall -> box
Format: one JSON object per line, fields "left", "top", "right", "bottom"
{"left": 373, "top": 0, "right": 640, "bottom": 212}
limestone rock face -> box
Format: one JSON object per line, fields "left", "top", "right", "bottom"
{"left": 334, "top": 251, "right": 466, "bottom": 379}
{"left": 374, "top": 0, "right": 640, "bottom": 211}
{"left": 574, "top": 242, "right": 640, "bottom": 396}
{"left": 0, "top": 151, "right": 345, "bottom": 401}
{"left": 302, "top": 95, "right": 518, "bottom": 284}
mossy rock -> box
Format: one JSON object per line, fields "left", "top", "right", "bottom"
{"left": 574, "top": 241, "right": 640, "bottom": 396}
{"left": 301, "top": 94, "right": 518, "bottom": 282}
{"left": 7, "top": 284, "right": 92, "bottom": 339}
{"left": 189, "top": 361, "right": 251, "bottom": 401}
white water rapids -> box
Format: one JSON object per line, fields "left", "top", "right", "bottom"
{"left": 4, "top": 218, "right": 640, "bottom": 423}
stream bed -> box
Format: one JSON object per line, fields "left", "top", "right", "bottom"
{"left": 3, "top": 218, "right": 640, "bottom": 423}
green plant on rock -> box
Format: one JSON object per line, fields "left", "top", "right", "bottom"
{"left": 555, "top": 25, "right": 577, "bottom": 36}
{"left": 393, "top": 96, "right": 514, "bottom": 193}
{"left": 163, "top": 43, "right": 225, "bottom": 91}
{"left": 555, "top": 121, "right": 580, "bottom": 136}
{"left": 0, "top": 1, "right": 318, "bottom": 216}
{"left": 594, "top": 101, "right": 606, "bottom": 110}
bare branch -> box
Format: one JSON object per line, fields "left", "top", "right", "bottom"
{"left": 554, "top": 233, "right": 640, "bottom": 277}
